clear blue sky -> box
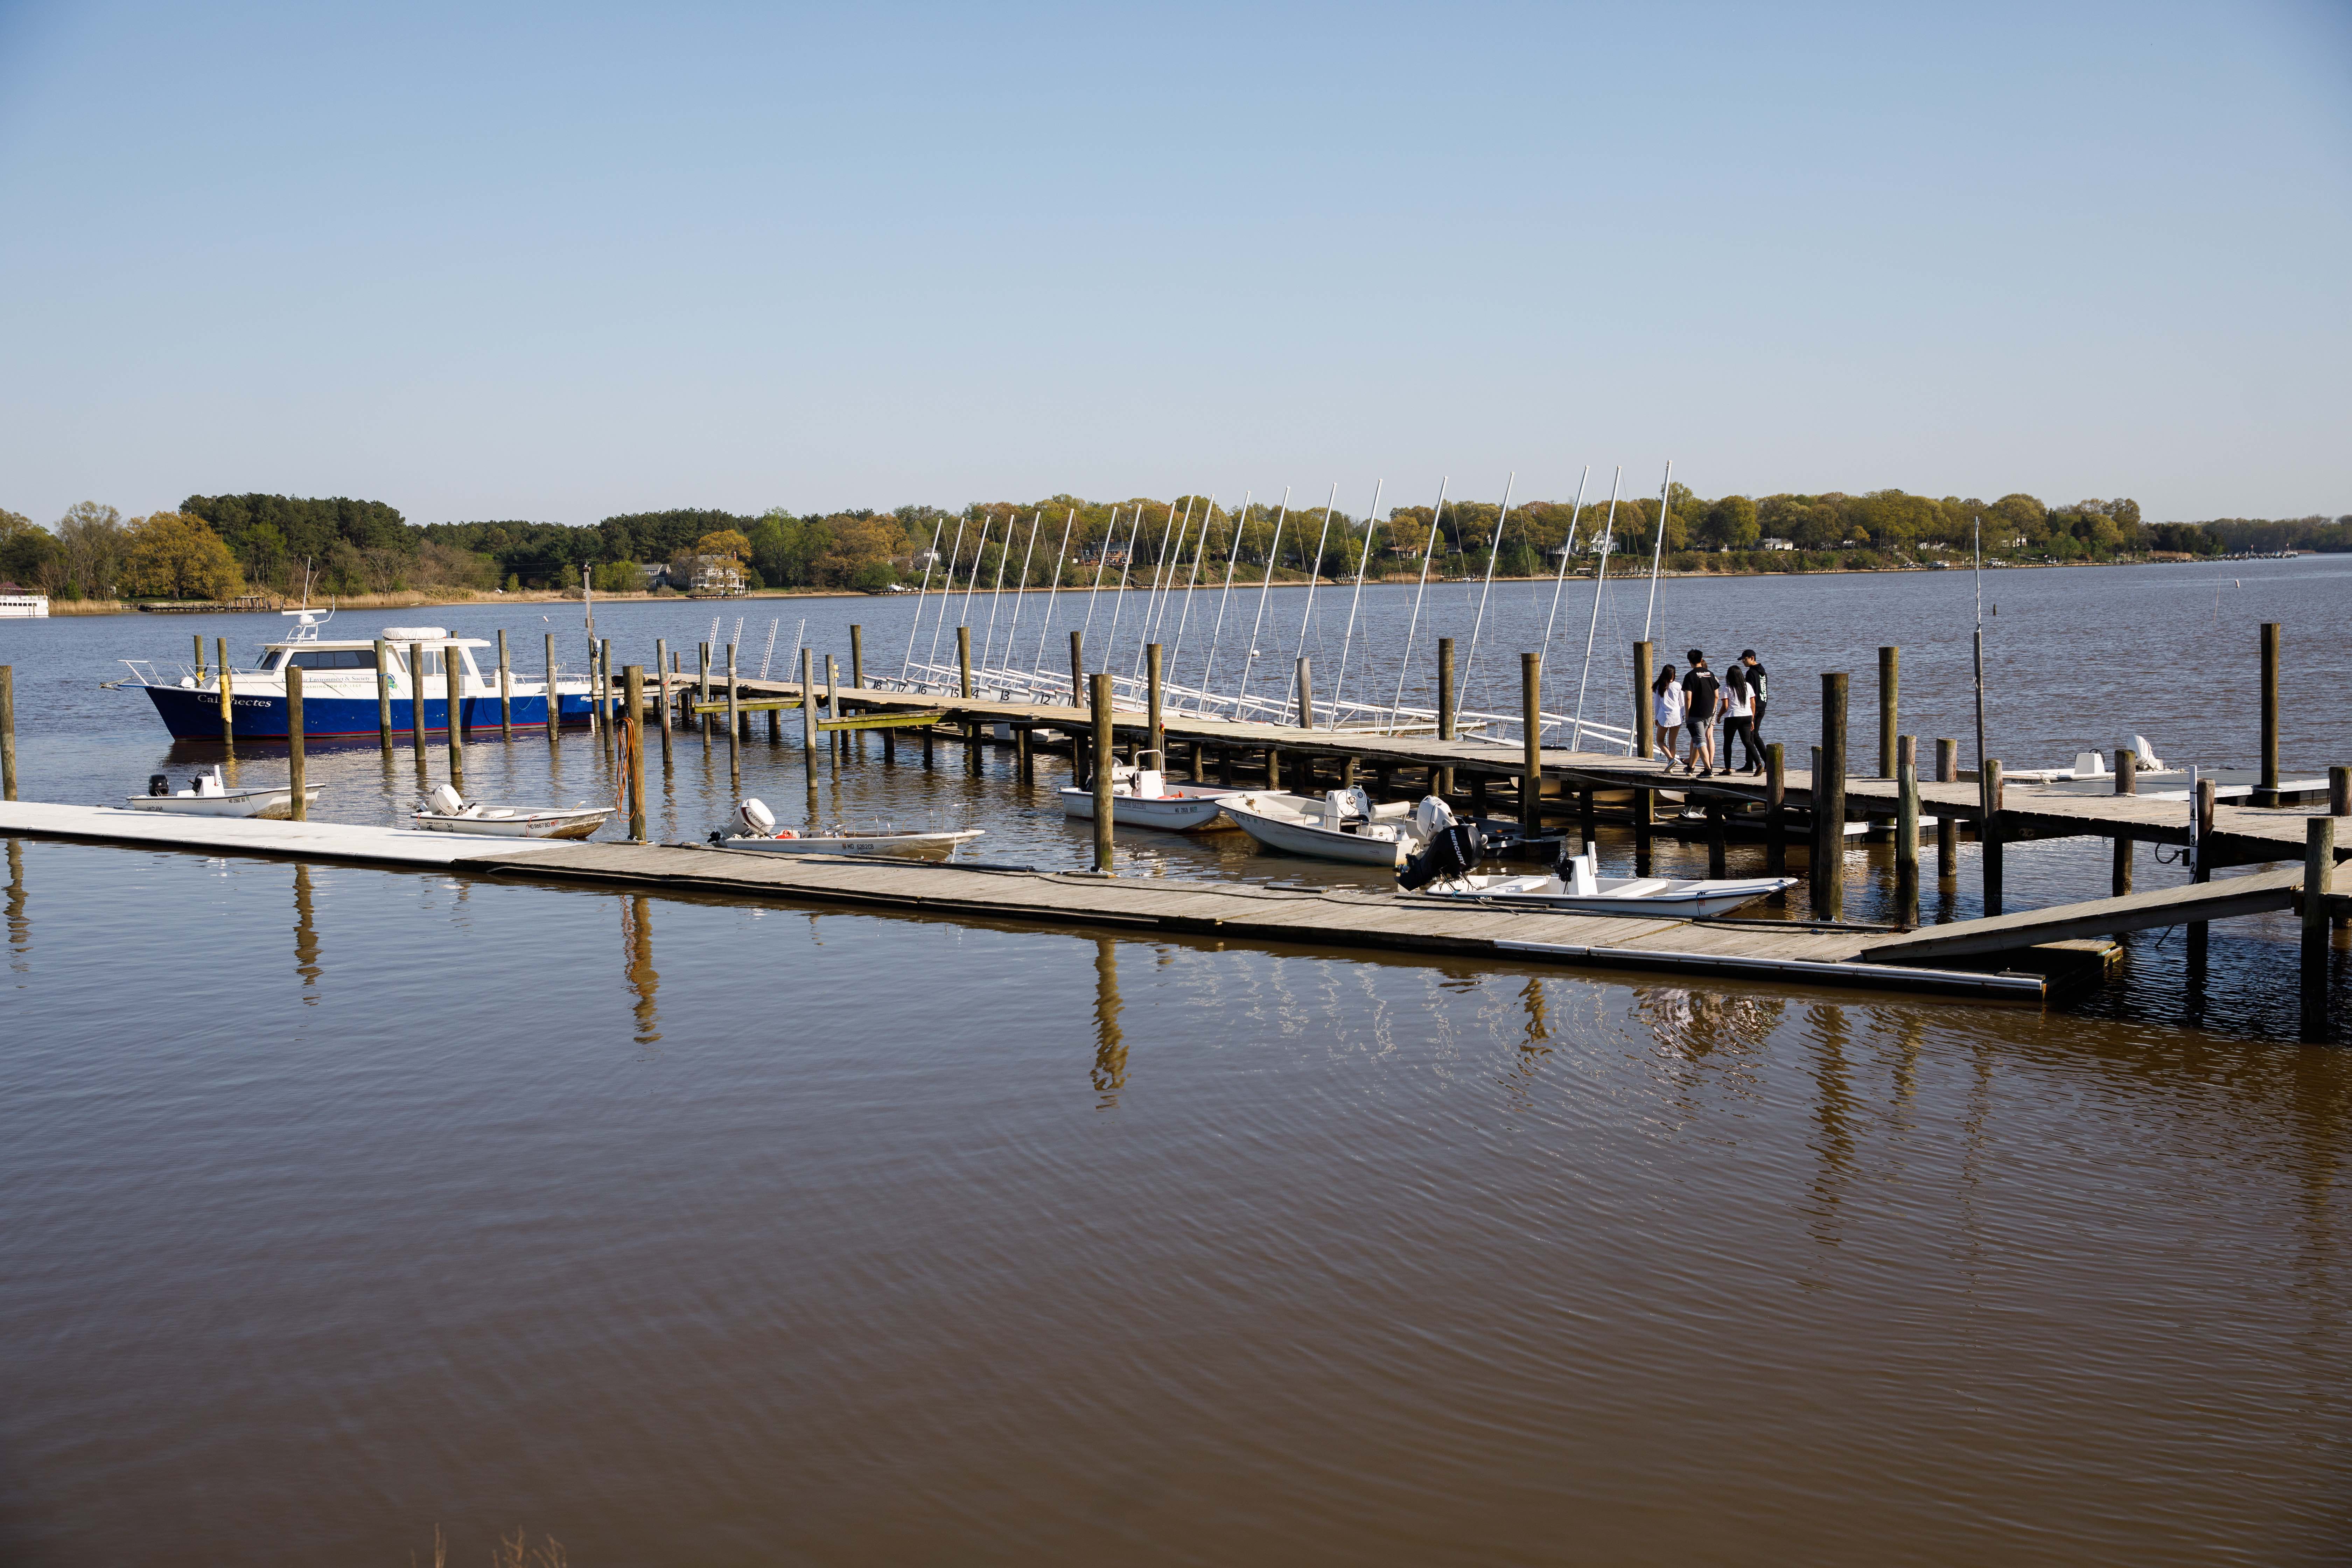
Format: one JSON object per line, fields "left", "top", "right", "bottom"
{"left": 2, "top": 0, "right": 2346, "bottom": 527}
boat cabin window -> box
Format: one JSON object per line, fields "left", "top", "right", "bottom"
{"left": 282, "top": 649, "right": 381, "bottom": 671}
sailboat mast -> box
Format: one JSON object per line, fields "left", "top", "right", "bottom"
{"left": 1640, "top": 459, "right": 1672, "bottom": 644}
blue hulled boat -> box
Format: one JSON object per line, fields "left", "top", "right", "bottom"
{"left": 113, "top": 612, "right": 597, "bottom": 740}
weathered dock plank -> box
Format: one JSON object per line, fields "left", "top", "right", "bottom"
{"left": 1861, "top": 865, "right": 2309, "bottom": 962}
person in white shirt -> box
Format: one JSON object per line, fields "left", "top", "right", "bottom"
{"left": 1651, "top": 664, "right": 1686, "bottom": 768}
{"left": 1722, "top": 664, "right": 1762, "bottom": 775}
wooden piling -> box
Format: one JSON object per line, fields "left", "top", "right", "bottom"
{"left": 725, "top": 643, "right": 740, "bottom": 756}
{"left": 624, "top": 665, "right": 647, "bottom": 842}
{"left": 1520, "top": 652, "right": 1541, "bottom": 838}
{"left": 695, "top": 643, "right": 711, "bottom": 740}
{"left": 1148, "top": 643, "right": 1166, "bottom": 758}
{"left": 1935, "top": 738, "right": 1957, "bottom": 878}
{"left": 826, "top": 655, "right": 841, "bottom": 757}
{"left": 194, "top": 634, "right": 206, "bottom": 680}
{"left": 2112, "top": 747, "right": 2137, "bottom": 896}
{"left": 286, "top": 667, "right": 306, "bottom": 819}
{"left": 497, "top": 629, "right": 513, "bottom": 735}
{"left": 444, "top": 654, "right": 465, "bottom": 791}
{"left": 1014, "top": 724, "right": 1032, "bottom": 782}
{"left": 1633, "top": 640, "right": 1655, "bottom": 862}
{"left": 373, "top": 638, "right": 393, "bottom": 748}
{"left": 1436, "top": 638, "right": 1456, "bottom": 794}
{"left": 1982, "top": 758, "right": 2005, "bottom": 917}
{"left": 2333, "top": 765, "right": 2351, "bottom": 818}
{"left": 1294, "top": 654, "right": 1311, "bottom": 732}
{"left": 1764, "top": 743, "right": 1785, "bottom": 874}
{"left": 545, "top": 634, "right": 560, "bottom": 746}
{"left": 2188, "top": 776, "right": 2216, "bottom": 964}
{"left": 957, "top": 626, "right": 973, "bottom": 699}
{"left": 1069, "top": 630, "right": 1084, "bottom": 707}
{"left": 1815, "top": 672, "right": 1848, "bottom": 920}
{"left": 1091, "top": 672, "right": 1115, "bottom": 875}
{"left": 1895, "top": 734, "right": 1919, "bottom": 927}
{"left": 2304, "top": 816, "right": 2335, "bottom": 1041}
{"left": 410, "top": 642, "right": 429, "bottom": 764}
{"left": 218, "top": 638, "right": 235, "bottom": 752}
{"left": 601, "top": 638, "right": 616, "bottom": 749}
{"left": 850, "top": 624, "right": 864, "bottom": 692}
{"left": 2259, "top": 622, "right": 2280, "bottom": 805}
{"left": 799, "top": 647, "right": 817, "bottom": 758}
{"left": 1877, "top": 646, "right": 1898, "bottom": 778}
{"left": 0, "top": 665, "right": 15, "bottom": 801}
{"left": 655, "top": 638, "right": 672, "bottom": 764}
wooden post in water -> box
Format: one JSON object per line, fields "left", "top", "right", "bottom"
{"left": 1877, "top": 646, "right": 1898, "bottom": 778}
{"left": 1520, "top": 652, "right": 1542, "bottom": 838}
{"left": 0, "top": 666, "right": 15, "bottom": 801}
{"left": 194, "top": 634, "right": 206, "bottom": 680}
{"left": 285, "top": 667, "right": 307, "bottom": 819}
{"left": 1815, "top": 672, "right": 1848, "bottom": 921}
{"left": 218, "top": 638, "right": 236, "bottom": 753}
{"left": 1981, "top": 758, "right": 2005, "bottom": 917}
{"left": 1069, "top": 630, "right": 1084, "bottom": 707}
{"left": 799, "top": 647, "right": 817, "bottom": 763}
{"left": 1294, "top": 655, "right": 1312, "bottom": 732}
{"left": 1014, "top": 724, "right": 1031, "bottom": 783}
{"left": 2333, "top": 765, "right": 2351, "bottom": 931}
{"left": 624, "top": 665, "right": 647, "bottom": 842}
{"left": 1764, "top": 743, "right": 1785, "bottom": 874}
{"left": 696, "top": 643, "right": 711, "bottom": 741}
{"left": 410, "top": 643, "right": 429, "bottom": 765}
{"left": 373, "top": 638, "right": 393, "bottom": 749}
{"left": 497, "top": 630, "right": 513, "bottom": 735}
{"left": 1148, "top": 643, "right": 1166, "bottom": 758}
{"left": 2112, "top": 747, "right": 2137, "bottom": 896}
{"left": 1895, "top": 734, "right": 1919, "bottom": 927}
{"left": 2187, "top": 776, "right": 2216, "bottom": 965}
{"left": 2259, "top": 622, "right": 2281, "bottom": 806}
{"left": 544, "top": 634, "right": 560, "bottom": 745}
{"left": 601, "top": 637, "right": 617, "bottom": 759}
{"left": 1436, "top": 637, "right": 1456, "bottom": 796}
{"left": 1091, "top": 672, "right": 1115, "bottom": 875}
{"left": 825, "top": 655, "right": 840, "bottom": 757}
{"left": 1935, "top": 738, "right": 1958, "bottom": 878}
{"left": 444, "top": 654, "right": 465, "bottom": 792}
{"left": 1632, "top": 640, "right": 1655, "bottom": 863}
{"left": 654, "top": 638, "right": 672, "bottom": 765}
{"left": 957, "top": 626, "right": 973, "bottom": 699}
{"left": 2303, "top": 816, "right": 2335, "bottom": 1041}
{"left": 846, "top": 624, "right": 865, "bottom": 760}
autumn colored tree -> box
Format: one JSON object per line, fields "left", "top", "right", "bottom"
{"left": 120, "top": 511, "right": 243, "bottom": 599}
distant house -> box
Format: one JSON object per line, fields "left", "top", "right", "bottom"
{"left": 689, "top": 557, "right": 745, "bottom": 596}
{"left": 1758, "top": 537, "right": 1796, "bottom": 551}
{"left": 638, "top": 562, "right": 670, "bottom": 591}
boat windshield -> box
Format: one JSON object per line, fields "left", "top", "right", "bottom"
{"left": 261, "top": 648, "right": 382, "bottom": 672}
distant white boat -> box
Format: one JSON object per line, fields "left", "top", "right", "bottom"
{"left": 716, "top": 797, "right": 983, "bottom": 858}
{"left": 1058, "top": 753, "right": 1244, "bottom": 832}
{"left": 411, "top": 784, "right": 611, "bottom": 840}
{"left": 1222, "top": 788, "right": 1455, "bottom": 867}
{"left": 123, "top": 765, "right": 315, "bottom": 819}
{"left": 2001, "top": 735, "right": 2177, "bottom": 784}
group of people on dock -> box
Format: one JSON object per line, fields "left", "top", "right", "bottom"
{"left": 1651, "top": 649, "right": 1768, "bottom": 779}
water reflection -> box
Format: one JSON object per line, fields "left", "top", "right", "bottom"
{"left": 1804, "top": 1002, "right": 1858, "bottom": 1260}
{"left": 1091, "top": 938, "right": 1126, "bottom": 1106}
{"left": 5, "top": 838, "right": 26, "bottom": 970}
{"left": 292, "top": 864, "right": 321, "bottom": 1002}
{"left": 623, "top": 895, "right": 660, "bottom": 1048}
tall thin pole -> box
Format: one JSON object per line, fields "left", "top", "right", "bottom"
{"left": 1458, "top": 471, "right": 1516, "bottom": 723}
{"left": 1281, "top": 484, "right": 1339, "bottom": 719}
{"left": 977, "top": 516, "right": 1012, "bottom": 675}
{"left": 1973, "top": 515, "right": 1989, "bottom": 799}
{"left": 1130, "top": 500, "right": 1181, "bottom": 681}
{"left": 1330, "top": 479, "right": 1383, "bottom": 718}
{"left": 1002, "top": 511, "right": 1041, "bottom": 688}
{"left": 1197, "top": 491, "right": 1251, "bottom": 704}
{"left": 1032, "top": 508, "right": 1076, "bottom": 677}
{"left": 900, "top": 514, "right": 947, "bottom": 678}
{"left": 1140, "top": 497, "right": 1195, "bottom": 670}
{"left": 958, "top": 517, "right": 992, "bottom": 641}
{"left": 1537, "top": 466, "right": 1592, "bottom": 669}
{"left": 1641, "top": 460, "right": 1672, "bottom": 644}
{"left": 1236, "top": 486, "right": 1291, "bottom": 707}
{"left": 1102, "top": 506, "right": 1146, "bottom": 686}
{"left": 1166, "top": 496, "right": 1217, "bottom": 712}
{"left": 923, "top": 514, "right": 967, "bottom": 685}
{"left": 1573, "top": 467, "right": 1623, "bottom": 752}
{"left": 1388, "top": 477, "right": 1449, "bottom": 730}
{"left": 1079, "top": 505, "right": 1121, "bottom": 653}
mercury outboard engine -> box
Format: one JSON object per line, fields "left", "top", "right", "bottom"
{"left": 1398, "top": 820, "right": 1480, "bottom": 891}
{"left": 148, "top": 775, "right": 169, "bottom": 796}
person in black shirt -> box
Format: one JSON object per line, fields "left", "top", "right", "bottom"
{"left": 1741, "top": 650, "right": 1769, "bottom": 738}
{"left": 1679, "top": 650, "right": 1720, "bottom": 777}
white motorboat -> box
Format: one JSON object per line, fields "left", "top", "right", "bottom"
{"left": 1220, "top": 788, "right": 1455, "bottom": 867}
{"left": 715, "top": 798, "right": 984, "bottom": 858}
{"left": 1057, "top": 753, "right": 1243, "bottom": 832}
{"left": 411, "top": 784, "right": 612, "bottom": 839}
{"left": 2000, "top": 734, "right": 2178, "bottom": 785}
{"left": 1412, "top": 847, "right": 1797, "bottom": 917}
{"left": 123, "top": 765, "right": 317, "bottom": 819}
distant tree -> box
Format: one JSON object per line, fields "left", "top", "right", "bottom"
{"left": 121, "top": 512, "right": 241, "bottom": 598}
{"left": 1697, "top": 495, "right": 1759, "bottom": 550}
{"left": 695, "top": 529, "right": 752, "bottom": 561}
{"left": 0, "top": 507, "right": 60, "bottom": 589}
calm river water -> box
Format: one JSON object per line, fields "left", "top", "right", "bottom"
{"left": 2, "top": 559, "right": 2348, "bottom": 1563}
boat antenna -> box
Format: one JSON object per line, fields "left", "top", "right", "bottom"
{"left": 1640, "top": 460, "right": 1671, "bottom": 644}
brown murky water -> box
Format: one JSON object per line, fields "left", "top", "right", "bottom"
{"left": 2, "top": 560, "right": 2348, "bottom": 1563}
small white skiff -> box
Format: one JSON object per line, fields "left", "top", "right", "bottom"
{"left": 1057, "top": 754, "right": 1242, "bottom": 832}
{"left": 411, "top": 785, "right": 611, "bottom": 839}
{"left": 715, "top": 798, "right": 983, "bottom": 858}
{"left": 1416, "top": 849, "right": 1796, "bottom": 918}
{"left": 1221, "top": 788, "right": 1454, "bottom": 867}
{"left": 124, "top": 766, "right": 317, "bottom": 819}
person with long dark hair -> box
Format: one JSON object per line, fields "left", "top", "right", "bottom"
{"left": 1651, "top": 663, "right": 1685, "bottom": 769}
{"left": 1723, "top": 664, "right": 1762, "bottom": 775}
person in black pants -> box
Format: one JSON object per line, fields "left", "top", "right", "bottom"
{"left": 1679, "top": 650, "right": 1720, "bottom": 777}
{"left": 1740, "top": 649, "right": 1769, "bottom": 739}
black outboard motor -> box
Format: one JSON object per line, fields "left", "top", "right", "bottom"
{"left": 1399, "top": 821, "right": 1480, "bottom": 891}
{"left": 148, "top": 775, "right": 169, "bottom": 796}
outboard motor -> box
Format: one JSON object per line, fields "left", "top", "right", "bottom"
{"left": 1399, "top": 820, "right": 1480, "bottom": 891}
{"left": 738, "top": 797, "right": 777, "bottom": 836}
{"left": 427, "top": 783, "right": 465, "bottom": 816}
{"left": 148, "top": 775, "right": 169, "bottom": 797}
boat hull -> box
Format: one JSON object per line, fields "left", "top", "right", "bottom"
{"left": 1222, "top": 797, "right": 1410, "bottom": 866}
{"left": 412, "top": 808, "right": 613, "bottom": 840}
{"left": 1056, "top": 787, "right": 1236, "bottom": 831}
{"left": 139, "top": 683, "right": 592, "bottom": 741}
{"left": 719, "top": 829, "right": 983, "bottom": 858}
{"left": 1421, "top": 875, "right": 1798, "bottom": 917}
{"left": 121, "top": 787, "right": 317, "bottom": 820}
